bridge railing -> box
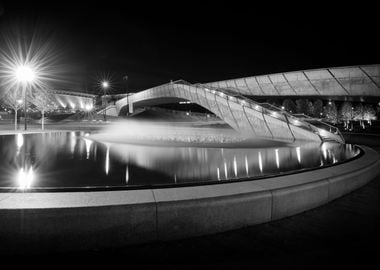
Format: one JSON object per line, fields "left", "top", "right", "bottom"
{"left": 179, "top": 81, "right": 344, "bottom": 143}
{"left": 257, "top": 103, "right": 344, "bottom": 141}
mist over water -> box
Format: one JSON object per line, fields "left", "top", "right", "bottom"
{"left": 92, "top": 119, "right": 244, "bottom": 145}
{"left": 90, "top": 119, "right": 289, "bottom": 147}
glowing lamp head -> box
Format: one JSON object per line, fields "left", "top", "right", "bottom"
{"left": 102, "top": 81, "right": 109, "bottom": 89}
{"left": 15, "top": 65, "right": 35, "bottom": 83}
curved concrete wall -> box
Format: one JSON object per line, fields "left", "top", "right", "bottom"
{"left": 115, "top": 83, "right": 331, "bottom": 143}
{"left": 0, "top": 146, "right": 379, "bottom": 252}
{"left": 206, "top": 64, "right": 380, "bottom": 97}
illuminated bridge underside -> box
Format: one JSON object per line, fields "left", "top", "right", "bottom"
{"left": 115, "top": 83, "right": 340, "bottom": 143}
{"left": 50, "top": 90, "right": 96, "bottom": 110}
{"left": 206, "top": 65, "right": 380, "bottom": 97}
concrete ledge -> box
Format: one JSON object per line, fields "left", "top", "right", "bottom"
{"left": 271, "top": 180, "right": 329, "bottom": 220}
{"left": 1, "top": 146, "right": 379, "bottom": 252}
{"left": 155, "top": 191, "right": 272, "bottom": 241}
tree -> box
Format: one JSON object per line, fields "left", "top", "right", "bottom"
{"left": 307, "top": 101, "right": 314, "bottom": 116}
{"left": 30, "top": 89, "right": 56, "bottom": 130}
{"left": 266, "top": 98, "right": 281, "bottom": 108}
{"left": 296, "top": 99, "right": 309, "bottom": 115}
{"left": 339, "top": 101, "right": 353, "bottom": 121}
{"left": 282, "top": 99, "right": 296, "bottom": 113}
{"left": 363, "top": 104, "right": 376, "bottom": 121}
{"left": 313, "top": 99, "right": 323, "bottom": 118}
{"left": 0, "top": 89, "right": 24, "bottom": 130}
{"left": 323, "top": 101, "right": 338, "bottom": 123}
{"left": 353, "top": 103, "right": 364, "bottom": 121}
{"left": 376, "top": 104, "right": 380, "bottom": 119}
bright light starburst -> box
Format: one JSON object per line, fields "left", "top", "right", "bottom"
{"left": 101, "top": 81, "right": 109, "bottom": 89}
{"left": 0, "top": 26, "right": 63, "bottom": 96}
{"left": 15, "top": 65, "right": 36, "bottom": 83}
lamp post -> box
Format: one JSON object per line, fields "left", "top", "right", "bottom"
{"left": 122, "top": 75, "right": 130, "bottom": 116}
{"left": 15, "top": 65, "right": 35, "bottom": 130}
{"left": 15, "top": 99, "right": 23, "bottom": 130}
{"left": 101, "top": 80, "right": 109, "bottom": 122}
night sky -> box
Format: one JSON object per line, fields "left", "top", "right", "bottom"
{"left": 0, "top": 1, "right": 379, "bottom": 94}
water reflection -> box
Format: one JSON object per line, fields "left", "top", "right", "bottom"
{"left": 296, "top": 147, "right": 301, "bottom": 164}
{"left": 125, "top": 165, "right": 129, "bottom": 184}
{"left": 17, "top": 167, "right": 34, "bottom": 190}
{"left": 275, "top": 149, "right": 280, "bottom": 169}
{"left": 245, "top": 155, "right": 249, "bottom": 176}
{"left": 84, "top": 138, "right": 93, "bottom": 160}
{"left": 258, "top": 151, "right": 263, "bottom": 173}
{"left": 0, "top": 132, "right": 360, "bottom": 189}
{"left": 105, "top": 144, "right": 110, "bottom": 175}
{"left": 16, "top": 133, "right": 24, "bottom": 149}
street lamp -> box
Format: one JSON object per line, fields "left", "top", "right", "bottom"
{"left": 15, "top": 65, "right": 35, "bottom": 130}
{"left": 101, "top": 80, "right": 109, "bottom": 121}
{"left": 102, "top": 81, "right": 109, "bottom": 89}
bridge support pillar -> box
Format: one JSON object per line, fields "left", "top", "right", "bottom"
{"left": 128, "top": 96, "right": 134, "bottom": 114}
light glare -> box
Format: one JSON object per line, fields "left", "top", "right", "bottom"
{"left": 15, "top": 65, "right": 35, "bottom": 83}
{"left": 17, "top": 167, "right": 34, "bottom": 190}
{"left": 102, "top": 81, "right": 109, "bottom": 88}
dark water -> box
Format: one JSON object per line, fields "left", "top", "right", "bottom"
{"left": 0, "top": 132, "right": 360, "bottom": 190}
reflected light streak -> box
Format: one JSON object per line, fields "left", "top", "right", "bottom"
{"left": 233, "top": 156, "right": 237, "bottom": 177}
{"left": 16, "top": 133, "right": 24, "bottom": 149}
{"left": 105, "top": 145, "right": 110, "bottom": 175}
{"left": 84, "top": 138, "right": 93, "bottom": 159}
{"left": 296, "top": 147, "right": 301, "bottom": 164}
{"left": 126, "top": 165, "right": 129, "bottom": 184}
{"left": 217, "top": 167, "right": 220, "bottom": 181}
{"left": 275, "top": 149, "right": 280, "bottom": 169}
{"left": 70, "top": 132, "right": 76, "bottom": 155}
{"left": 258, "top": 152, "right": 263, "bottom": 173}
{"left": 245, "top": 155, "right": 249, "bottom": 176}
{"left": 224, "top": 161, "right": 228, "bottom": 179}
{"left": 321, "top": 143, "right": 328, "bottom": 160}
{"left": 17, "top": 167, "right": 34, "bottom": 190}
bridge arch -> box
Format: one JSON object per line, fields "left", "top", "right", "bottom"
{"left": 115, "top": 82, "right": 344, "bottom": 143}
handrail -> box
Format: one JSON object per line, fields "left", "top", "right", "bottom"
{"left": 255, "top": 103, "right": 344, "bottom": 139}
{"left": 190, "top": 83, "right": 321, "bottom": 135}
{"left": 146, "top": 80, "right": 345, "bottom": 143}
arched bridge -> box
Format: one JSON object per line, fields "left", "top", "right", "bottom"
{"left": 113, "top": 81, "right": 344, "bottom": 143}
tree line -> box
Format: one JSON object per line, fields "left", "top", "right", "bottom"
{"left": 0, "top": 88, "right": 56, "bottom": 130}
{"left": 267, "top": 98, "right": 378, "bottom": 124}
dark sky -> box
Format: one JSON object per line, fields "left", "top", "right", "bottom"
{"left": 0, "top": 1, "right": 379, "bottom": 94}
